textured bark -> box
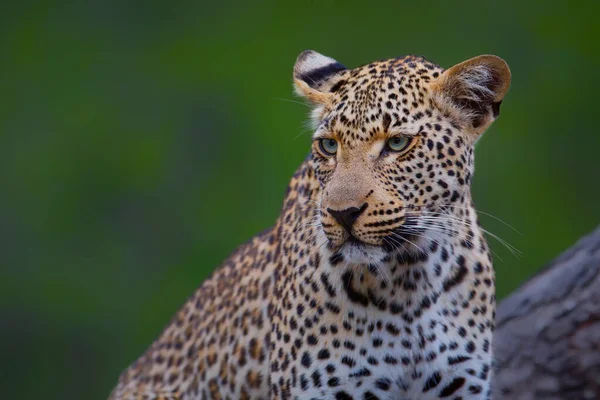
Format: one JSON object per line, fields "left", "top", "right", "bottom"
{"left": 493, "top": 226, "right": 600, "bottom": 400}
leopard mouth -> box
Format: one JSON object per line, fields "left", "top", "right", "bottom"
{"left": 323, "top": 213, "right": 427, "bottom": 260}
{"left": 337, "top": 235, "right": 371, "bottom": 254}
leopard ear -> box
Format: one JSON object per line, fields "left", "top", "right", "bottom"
{"left": 293, "top": 50, "right": 347, "bottom": 105}
{"left": 432, "top": 55, "right": 511, "bottom": 136}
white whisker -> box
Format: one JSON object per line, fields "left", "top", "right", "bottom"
{"left": 272, "top": 97, "right": 311, "bottom": 108}
{"left": 408, "top": 212, "right": 520, "bottom": 259}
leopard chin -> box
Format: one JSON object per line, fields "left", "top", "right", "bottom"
{"left": 338, "top": 239, "right": 388, "bottom": 265}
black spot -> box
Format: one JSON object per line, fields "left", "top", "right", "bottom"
{"left": 335, "top": 391, "right": 354, "bottom": 400}
{"left": 439, "top": 377, "right": 465, "bottom": 397}
{"left": 363, "top": 392, "right": 380, "bottom": 400}
{"left": 330, "top": 253, "right": 344, "bottom": 266}
{"left": 422, "top": 371, "right": 441, "bottom": 392}
{"left": 479, "top": 363, "right": 490, "bottom": 380}
{"left": 473, "top": 262, "right": 484, "bottom": 274}
{"left": 328, "top": 377, "right": 340, "bottom": 387}
{"left": 311, "top": 369, "right": 322, "bottom": 387}
{"left": 440, "top": 247, "right": 449, "bottom": 262}
{"left": 301, "top": 352, "right": 312, "bottom": 368}
{"left": 482, "top": 339, "right": 490, "bottom": 353}
{"left": 397, "top": 249, "right": 428, "bottom": 265}
{"left": 382, "top": 113, "right": 392, "bottom": 131}
{"left": 330, "top": 79, "right": 347, "bottom": 93}
{"left": 385, "top": 323, "right": 401, "bottom": 335}
{"left": 390, "top": 302, "right": 403, "bottom": 315}
{"left": 429, "top": 241, "right": 439, "bottom": 253}
{"left": 375, "top": 378, "right": 391, "bottom": 391}
{"left": 383, "top": 355, "right": 398, "bottom": 365}
{"left": 466, "top": 341, "right": 476, "bottom": 353}
{"left": 300, "top": 374, "right": 309, "bottom": 390}
{"left": 325, "top": 301, "right": 341, "bottom": 314}
{"left": 469, "top": 384, "right": 483, "bottom": 394}
{"left": 320, "top": 273, "right": 337, "bottom": 297}
{"left": 318, "top": 349, "right": 331, "bottom": 360}
{"left": 420, "top": 296, "right": 432, "bottom": 310}
{"left": 341, "top": 356, "right": 356, "bottom": 368}
{"left": 448, "top": 355, "right": 472, "bottom": 365}
{"left": 342, "top": 271, "right": 369, "bottom": 306}
{"left": 443, "top": 263, "right": 468, "bottom": 292}
{"left": 349, "top": 367, "right": 371, "bottom": 377}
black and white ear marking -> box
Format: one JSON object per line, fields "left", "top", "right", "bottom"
{"left": 293, "top": 50, "right": 347, "bottom": 104}
{"left": 432, "top": 55, "right": 511, "bottom": 135}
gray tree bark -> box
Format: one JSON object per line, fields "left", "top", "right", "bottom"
{"left": 493, "top": 226, "right": 600, "bottom": 400}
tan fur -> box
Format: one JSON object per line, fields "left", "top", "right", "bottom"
{"left": 293, "top": 78, "right": 333, "bottom": 105}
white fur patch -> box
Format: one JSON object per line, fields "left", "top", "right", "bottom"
{"left": 295, "top": 50, "right": 339, "bottom": 77}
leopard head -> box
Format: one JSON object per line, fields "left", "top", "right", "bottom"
{"left": 294, "top": 50, "right": 510, "bottom": 263}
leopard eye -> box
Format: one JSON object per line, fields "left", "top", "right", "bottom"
{"left": 386, "top": 136, "right": 411, "bottom": 153}
{"left": 319, "top": 138, "right": 338, "bottom": 156}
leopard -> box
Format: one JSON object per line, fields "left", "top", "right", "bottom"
{"left": 109, "top": 49, "right": 511, "bottom": 400}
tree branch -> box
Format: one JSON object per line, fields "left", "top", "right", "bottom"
{"left": 493, "top": 226, "right": 600, "bottom": 399}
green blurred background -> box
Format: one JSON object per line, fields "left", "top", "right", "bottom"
{"left": 1, "top": 1, "right": 598, "bottom": 398}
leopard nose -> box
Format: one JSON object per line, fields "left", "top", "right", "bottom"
{"left": 327, "top": 204, "right": 368, "bottom": 233}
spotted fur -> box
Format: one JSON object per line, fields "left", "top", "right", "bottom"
{"left": 109, "top": 50, "right": 511, "bottom": 400}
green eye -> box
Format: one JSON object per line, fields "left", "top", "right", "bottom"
{"left": 319, "top": 138, "right": 338, "bottom": 156}
{"left": 387, "top": 136, "right": 411, "bottom": 152}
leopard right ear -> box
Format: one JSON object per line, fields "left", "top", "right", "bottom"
{"left": 431, "top": 55, "right": 511, "bottom": 136}
{"left": 293, "top": 50, "right": 347, "bottom": 105}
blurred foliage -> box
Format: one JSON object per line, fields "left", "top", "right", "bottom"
{"left": 1, "top": 0, "right": 599, "bottom": 398}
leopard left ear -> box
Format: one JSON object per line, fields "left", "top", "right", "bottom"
{"left": 432, "top": 55, "right": 511, "bottom": 136}
{"left": 293, "top": 50, "right": 348, "bottom": 105}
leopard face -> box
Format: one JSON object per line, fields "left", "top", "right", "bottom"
{"left": 294, "top": 51, "right": 510, "bottom": 264}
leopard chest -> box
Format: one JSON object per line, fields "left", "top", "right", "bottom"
{"left": 284, "top": 302, "right": 492, "bottom": 399}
